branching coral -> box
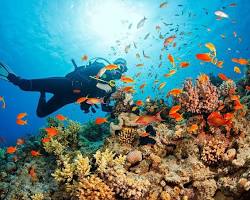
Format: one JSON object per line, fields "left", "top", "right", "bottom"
{"left": 201, "top": 136, "right": 229, "bottom": 166}
{"left": 219, "top": 80, "right": 236, "bottom": 97}
{"left": 94, "top": 149, "right": 150, "bottom": 199}
{"left": 52, "top": 154, "right": 75, "bottom": 183}
{"left": 101, "top": 166, "right": 151, "bottom": 200}
{"left": 71, "top": 175, "right": 115, "bottom": 200}
{"left": 178, "top": 75, "right": 219, "bottom": 114}
{"left": 43, "top": 138, "right": 64, "bottom": 156}
{"left": 30, "top": 193, "right": 44, "bottom": 200}
{"left": 94, "top": 149, "right": 126, "bottom": 173}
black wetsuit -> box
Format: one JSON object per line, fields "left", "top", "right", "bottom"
{"left": 8, "top": 61, "right": 116, "bottom": 117}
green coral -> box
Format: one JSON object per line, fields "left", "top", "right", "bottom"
{"left": 42, "top": 119, "right": 81, "bottom": 156}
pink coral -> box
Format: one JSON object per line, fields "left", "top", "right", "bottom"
{"left": 178, "top": 76, "right": 219, "bottom": 114}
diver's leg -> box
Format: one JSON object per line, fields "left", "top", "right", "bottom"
{"left": 36, "top": 94, "right": 73, "bottom": 118}
{"left": 8, "top": 74, "right": 72, "bottom": 94}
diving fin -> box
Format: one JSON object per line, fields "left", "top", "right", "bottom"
{"left": 0, "top": 61, "right": 14, "bottom": 81}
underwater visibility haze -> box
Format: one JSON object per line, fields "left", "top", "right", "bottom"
{"left": 0, "top": 0, "right": 250, "bottom": 199}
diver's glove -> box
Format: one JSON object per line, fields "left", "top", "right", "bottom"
{"left": 96, "top": 83, "right": 112, "bottom": 93}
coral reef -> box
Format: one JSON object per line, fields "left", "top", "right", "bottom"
{"left": 219, "top": 80, "right": 237, "bottom": 97}
{"left": 0, "top": 74, "right": 249, "bottom": 200}
{"left": 178, "top": 75, "right": 219, "bottom": 114}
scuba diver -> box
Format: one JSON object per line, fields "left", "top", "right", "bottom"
{"left": 0, "top": 58, "right": 128, "bottom": 117}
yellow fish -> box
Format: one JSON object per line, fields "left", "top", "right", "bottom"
{"left": 158, "top": 82, "right": 166, "bottom": 90}
{"left": 234, "top": 66, "right": 241, "bottom": 74}
{"left": 205, "top": 42, "right": 216, "bottom": 56}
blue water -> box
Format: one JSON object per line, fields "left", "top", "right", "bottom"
{"left": 0, "top": 0, "right": 249, "bottom": 146}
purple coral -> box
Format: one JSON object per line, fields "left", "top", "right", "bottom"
{"left": 178, "top": 77, "right": 219, "bottom": 114}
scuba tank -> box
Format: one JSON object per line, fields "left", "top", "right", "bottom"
{"left": 65, "top": 57, "right": 110, "bottom": 81}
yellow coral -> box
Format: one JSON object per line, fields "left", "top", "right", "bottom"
{"left": 94, "top": 149, "right": 115, "bottom": 172}
{"left": 43, "top": 138, "right": 64, "bottom": 156}
{"left": 94, "top": 149, "right": 126, "bottom": 173}
{"left": 52, "top": 155, "right": 75, "bottom": 183}
{"left": 201, "top": 136, "right": 228, "bottom": 165}
{"left": 75, "top": 153, "right": 90, "bottom": 178}
{"left": 73, "top": 175, "right": 115, "bottom": 200}
{"left": 30, "top": 193, "right": 44, "bottom": 200}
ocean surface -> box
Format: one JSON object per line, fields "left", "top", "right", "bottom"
{"left": 0, "top": 0, "right": 249, "bottom": 146}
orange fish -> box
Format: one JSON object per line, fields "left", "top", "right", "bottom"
{"left": 187, "top": 124, "right": 198, "bottom": 133}
{"left": 217, "top": 61, "right": 224, "bottom": 68}
{"left": 95, "top": 117, "right": 107, "bottom": 125}
{"left": 224, "top": 113, "right": 234, "bottom": 121}
{"left": 56, "top": 114, "right": 67, "bottom": 121}
{"left": 86, "top": 98, "right": 103, "bottom": 105}
{"left": 167, "top": 89, "right": 182, "bottom": 97}
{"left": 81, "top": 54, "right": 88, "bottom": 61}
{"left": 31, "top": 150, "right": 41, "bottom": 157}
{"left": 16, "top": 138, "right": 25, "bottom": 145}
{"left": 234, "top": 100, "right": 243, "bottom": 110}
{"left": 136, "top": 112, "right": 163, "bottom": 125}
{"left": 230, "top": 95, "right": 240, "bottom": 101}
{"left": 41, "top": 137, "right": 51, "bottom": 143}
{"left": 169, "top": 112, "right": 183, "bottom": 121}
{"left": 180, "top": 62, "right": 189, "bottom": 68}
{"left": 136, "top": 63, "right": 144, "bottom": 67}
{"left": 7, "top": 146, "right": 17, "bottom": 154}
{"left": 234, "top": 66, "right": 241, "bottom": 74}
{"left": 17, "top": 112, "right": 27, "bottom": 119}
{"left": 232, "top": 58, "right": 248, "bottom": 65}
{"left": 16, "top": 119, "right": 27, "bottom": 125}
{"left": 122, "top": 86, "right": 134, "bottom": 93}
{"left": 169, "top": 105, "right": 181, "bottom": 115}
{"left": 163, "top": 35, "right": 176, "bottom": 47}
{"left": 0, "top": 96, "right": 6, "bottom": 109}
{"left": 139, "top": 83, "right": 146, "bottom": 89}
{"left": 218, "top": 73, "right": 229, "bottom": 81}
{"left": 121, "top": 75, "right": 134, "bottom": 83}
{"left": 198, "top": 74, "right": 209, "bottom": 83}
{"left": 76, "top": 97, "right": 88, "bottom": 104}
{"left": 136, "top": 100, "right": 144, "bottom": 106}
{"left": 45, "top": 127, "right": 58, "bottom": 137}
{"left": 164, "top": 69, "right": 176, "bottom": 77}
{"left": 246, "top": 86, "right": 250, "bottom": 91}
{"left": 196, "top": 53, "right": 212, "bottom": 62}
{"left": 158, "top": 82, "right": 166, "bottom": 90}
{"left": 105, "top": 64, "right": 119, "bottom": 70}
{"left": 168, "top": 54, "right": 175, "bottom": 67}
{"left": 207, "top": 112, "right": 230, "bottom": 127}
